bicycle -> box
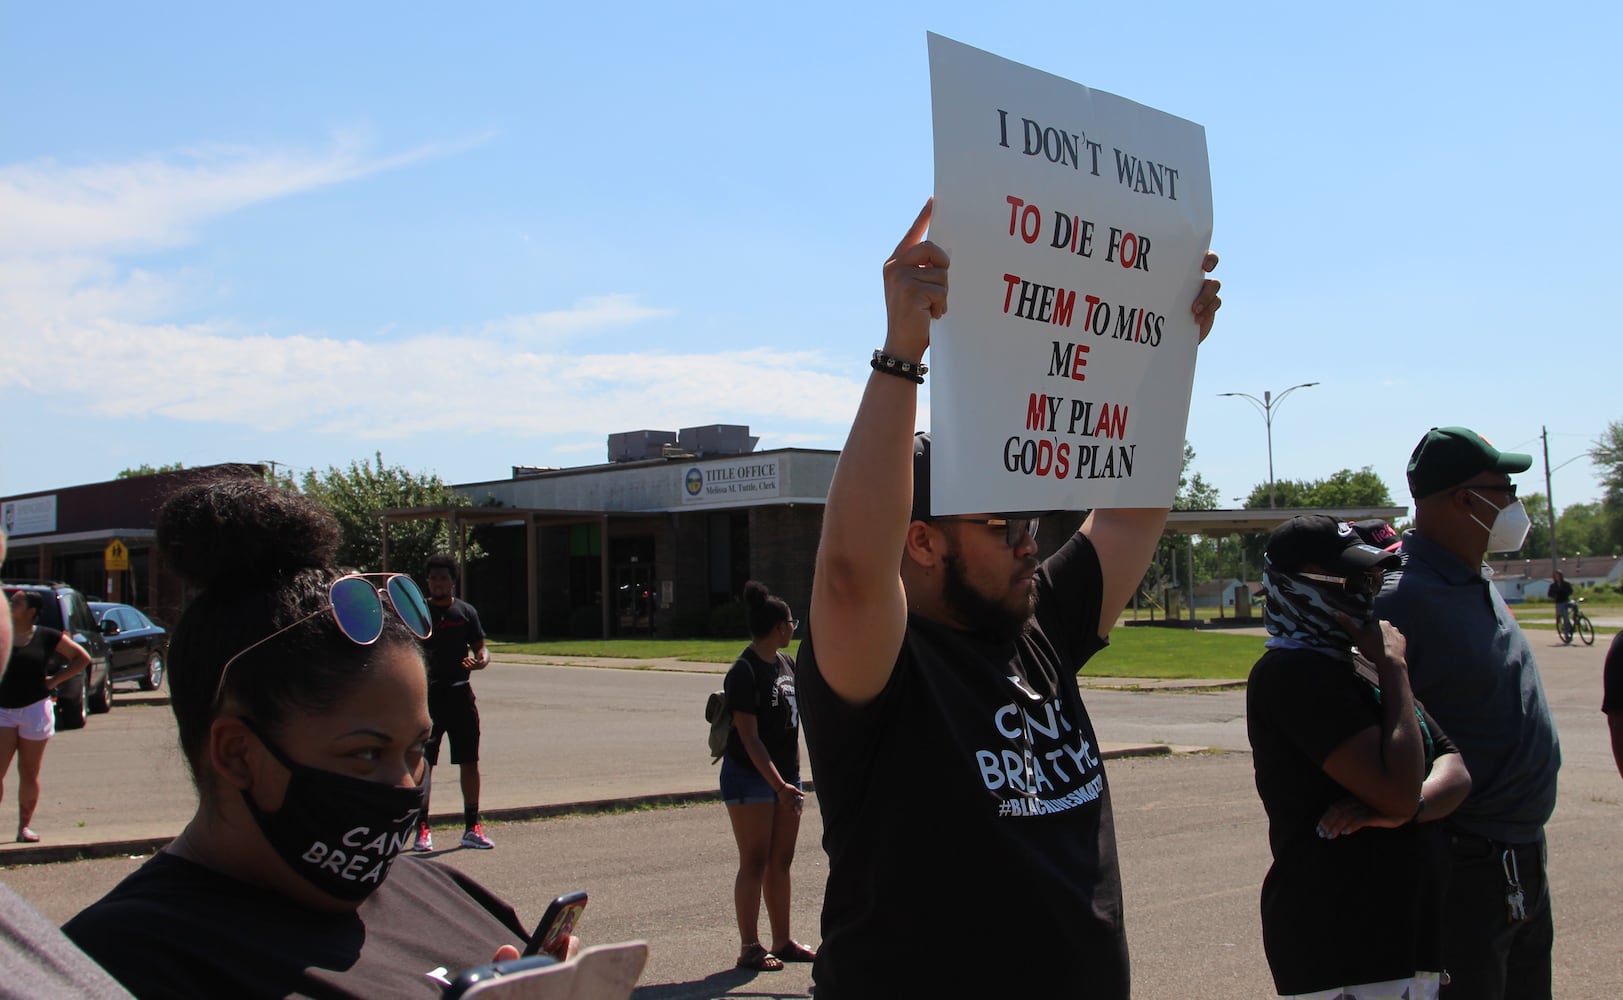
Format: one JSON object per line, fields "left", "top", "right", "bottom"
{"left": 1556, "top": 597, "right": 1595, "bottom": 646}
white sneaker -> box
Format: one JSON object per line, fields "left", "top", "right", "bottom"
{"left": 413, "top": 824, "right": 433, "bottom": 852}
{"left": 460, "top": 824, "right": 494, "bottom": 850}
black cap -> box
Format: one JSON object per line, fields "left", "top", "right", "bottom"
{"left": 1350, "top": 518, "right": 1401, "bottom": 552}
{"left": 1406, "top": 426, "right": 1532, "bottom": 499}
{"left": 910, "top": 431, "right": 932, "bottom": 522}
{"left": 1266, "top": 514, "right": 1403, "bottom": 575}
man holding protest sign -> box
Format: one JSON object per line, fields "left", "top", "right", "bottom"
{"left": 797, "top": 199, "right": 1220, "bottom": 998}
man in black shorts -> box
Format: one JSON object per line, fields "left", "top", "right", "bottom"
{"left": 416, "top": 553, "right": 493, "bottom": 851}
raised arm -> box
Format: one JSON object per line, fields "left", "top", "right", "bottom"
{"left": 1078, "top": 252, "right": 1221, "bottom": 639}
{"left": 810, "top": 201, "right": 948, "bottom": 705}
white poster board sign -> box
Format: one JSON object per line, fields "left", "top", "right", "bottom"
{"left": 927, "top": 33, "right": 1212, "bottom": 515}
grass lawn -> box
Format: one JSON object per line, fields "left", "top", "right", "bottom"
{"left": 499, "top": 628, "right": 1267, "bottom": 680}
{"left": 1088, "top": 628, "right": 1263, "bottom": 680}
{"left": 499, "top": 638, "right": 750, "bottom": 663}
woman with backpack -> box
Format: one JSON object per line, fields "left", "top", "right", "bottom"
{"left": 720, "top": 580, "right": 814, "bottom": 972}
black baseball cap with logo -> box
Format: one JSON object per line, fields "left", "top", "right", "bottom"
{"left": 1406, "top": 426, "right": 1532, "bottom": 500}
{"left": 1266, "top": 514, "right": 1402, "bottom": 575}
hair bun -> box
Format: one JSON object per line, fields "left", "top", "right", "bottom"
{"left": 158, "top": 479, "right": 340, "bottom": 590}
{"left": 742, "top": 580, "right": 770, "bottom": 606}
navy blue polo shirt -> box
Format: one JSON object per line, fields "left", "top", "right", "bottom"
{"left": 1375, "top": 530, "right": 1560, "bottom": 843}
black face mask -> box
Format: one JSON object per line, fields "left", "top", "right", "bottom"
{"left": 239, "top": 718, "right": 429, "bottom": 902}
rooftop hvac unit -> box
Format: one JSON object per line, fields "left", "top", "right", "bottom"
{"left": 678, "top": 424, "right": 758, "bottom": 457}
{"left": 607, "top": 430, "right": 678, "bottom": 463}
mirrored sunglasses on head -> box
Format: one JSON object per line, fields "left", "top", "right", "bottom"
{"left": 930, "top": 514, "right": 1042, "bottom": 547}
{"left": 214, "top": 573, "right": 433, "bottom": 704}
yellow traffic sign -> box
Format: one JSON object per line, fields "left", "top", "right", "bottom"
{"left": 104, "top": 538, "right": 129, "bottom": 571}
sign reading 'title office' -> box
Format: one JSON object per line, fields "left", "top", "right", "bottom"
{"left": 104, "top": 539, "right": 129, "bottom": 572}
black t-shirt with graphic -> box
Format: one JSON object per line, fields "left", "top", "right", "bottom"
{"left": 1, "top": 626, "right": 62, "bottom": 708}
{"left": 723, "top": 648, "right": 799, "bottom": 779}
{"left": 799, "top": 532, "right": 1120, "bottom": 1000}
{"left": 1247, "top": 645, "right": 1459, "bottom": 994}
{"left": 63, "top": 852, "right": 526, "bottom": 999}
{"left": 421, "top": 599, "right": 486, "bottom": 688}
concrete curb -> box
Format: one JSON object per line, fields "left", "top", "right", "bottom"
{"left": 0, "top": 744, "right": 1189, "bottom": 868}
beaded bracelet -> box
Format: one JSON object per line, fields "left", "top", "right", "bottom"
{"left": 871, "top": 350, "right": 927, "bottom": 384}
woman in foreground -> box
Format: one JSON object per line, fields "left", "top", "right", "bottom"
{"left": 64, "top": 479, "right": 550, "bottom": 997}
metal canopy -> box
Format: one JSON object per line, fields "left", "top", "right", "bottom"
{"left": 1162, "top": 506, "right": 1409, "bottom": 536}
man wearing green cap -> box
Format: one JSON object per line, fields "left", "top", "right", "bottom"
{"left": 1375, "top": 427, "right": 1560, "bottom": 1000}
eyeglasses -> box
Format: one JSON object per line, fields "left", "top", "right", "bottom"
{"left": 1299, "top": 570, "right": 1385, "bottom": 599}
{"left": 214, "top": 573, "right": 433, "bottom": 705}
{"left": 785, "top": 618, "right": 801, "bottom": 631}
{"left": 930, "top": 515, "right": 1041, "bottom": 548}
{"left": 1457, "top": 482, "right": 1518, "bottom": 500}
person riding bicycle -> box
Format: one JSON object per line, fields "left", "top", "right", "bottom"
{"left": 1549, "top": 571, "right": 1574, "bottom": 637}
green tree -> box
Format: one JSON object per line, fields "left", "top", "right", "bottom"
{"left": 115, "top": 462, "right": 186, "bottom": 478}
{"left": 1557, "top": 501, "right": 1614, "bottom": 558}
{"left": 1589, "top": 421, "right": 1623, "bottom": 555}
{"left": 1143, "top": 443, "right": 1222, "bottom": 614}
{"left": 300, "top": 453, "right": 480, "bottom": 574}
{"left": 1174, "top": 442, "right": 1222, "bottom": 511}
{"left": 1511, "top": 493, "right": 1553, "bottom": 560}
{"left": 1242, "top": 467, "right": 1393, "bottom": 509}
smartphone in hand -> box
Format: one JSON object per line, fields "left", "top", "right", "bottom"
{"left": 441, "top": 955, "right": 558, "bottom": 999}
{"left": 522, "top": 891, "right": 587, "bottom": 959}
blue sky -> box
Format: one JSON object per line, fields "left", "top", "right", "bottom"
{"left": 4, "top": 3, "right": 1617, "bottom": 518}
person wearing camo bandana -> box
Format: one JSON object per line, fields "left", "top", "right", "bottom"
{"left": 1247, "top": 514, "right": 1472, "bottom": 1000}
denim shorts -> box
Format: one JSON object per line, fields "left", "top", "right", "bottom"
{"left": 719, "top": 754, "right": 800, "bottom": 806}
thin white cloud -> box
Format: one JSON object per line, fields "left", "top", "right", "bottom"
{"left": 483, "top": 295, "right": 676, "bottom": 345}
{"left": 5, "top": 320, "right": 867, "bottom": 438}
{"left": 0, "top": 134, "right": 870, "bottom": 454}
{"left": 0, "top": 131, "right": 486, "bottom": 258}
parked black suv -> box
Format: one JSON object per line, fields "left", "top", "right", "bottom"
{"left": 2, "top": 580, "right": 114, "bottom": 730}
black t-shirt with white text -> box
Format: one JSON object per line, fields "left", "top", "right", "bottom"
{"left": 723, "top": 648, "right": 799, "bottom": 779}
{"left": 798, "top": 532, "right": 1121, "bottom": 1000}
{"left": 64, "top": 852, "right": 526, "bottom": 999}
{"left": 1247, "top": 645, "right": 1458, "bottom": 994}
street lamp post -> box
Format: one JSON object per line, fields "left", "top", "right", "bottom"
{"left": 1218, "top": 383, "right": 1320, "bottom": 509}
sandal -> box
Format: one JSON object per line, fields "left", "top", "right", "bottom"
{"left": 16, "top": 828, "right": 39, "bottom": 844}
{"left": 736, "top": 943, "right": 784, "bottom": 972}
{"left": 772, "top": 940, "right": 816, "bottom": 963}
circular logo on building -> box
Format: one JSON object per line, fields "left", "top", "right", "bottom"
{"left": 684, "top": 467, "right": 703, "bottom": 496}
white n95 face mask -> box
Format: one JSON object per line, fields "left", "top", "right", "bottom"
{"left": 1469, "top": 493, "right": 1532, "bottom": 553}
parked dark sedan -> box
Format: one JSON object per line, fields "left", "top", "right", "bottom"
{"left": 89, "top": 602, "right": 169, "bottom": 691}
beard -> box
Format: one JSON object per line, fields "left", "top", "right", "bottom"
{"left": 941, "top": 547, "right": 1037, "bottom": 643}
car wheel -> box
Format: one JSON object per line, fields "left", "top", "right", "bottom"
{"left": 56, "top": 683, "right": 88, "bottom": 731}
{"left": 89, "top": 670, "right": 113, "bottom": 714}
{"left": 140, "top": 651, "right": 165, "bottom": 691}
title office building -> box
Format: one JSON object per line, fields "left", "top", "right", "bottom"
{"left": 449, "top": 426, "right": 834, "bottom": 639}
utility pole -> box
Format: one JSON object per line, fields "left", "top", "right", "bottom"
{"left": 1542, "top": 427, "right": 1558, "bottom": 579}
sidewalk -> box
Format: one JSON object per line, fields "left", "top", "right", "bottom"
{"left": 493, "top": 651, "right": 1251, "bottom": 691}
{"left": 0, "top": 652, "right": 1205, "bottom": 868}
